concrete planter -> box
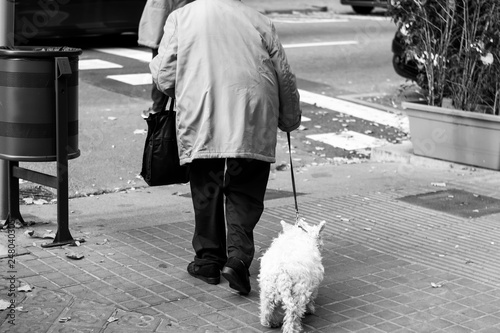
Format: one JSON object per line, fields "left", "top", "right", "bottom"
{"left": 402, "top": 102, "right": 500, "bottom": 170}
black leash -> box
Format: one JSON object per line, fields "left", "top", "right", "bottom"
{"left": 286, "top": 132, "right": 300, "bottom": 223}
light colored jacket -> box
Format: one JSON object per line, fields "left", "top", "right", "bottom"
{"left": 138, "top": 0, "right": 194, "bottom": 49}
{"left": 150, "top": 0, "right": 301, "bottom": 165}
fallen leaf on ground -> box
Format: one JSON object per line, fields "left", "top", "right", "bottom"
{"left": 66, "top": 253, "right": 84, "bottom": 260}
{"left": 33, "top": 199, "right": 49, "bottom": 205}
{"left": 24, "top": 230, "right": 56, "bottom": 239}
{"left": 0, "top": 300, "right": 9, "bottom": 311}
{"left": 70, "top": 238, "right": 86, "bottom": 246}
{"left": 275, "top": 164, "right": 288, "bottom": 171}
{"left": 18, "top": 284, "right": 32, "bottom": 292}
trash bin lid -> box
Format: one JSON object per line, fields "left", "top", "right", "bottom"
{"left": 0, "top": 46, "right": 82, "bottom": 58}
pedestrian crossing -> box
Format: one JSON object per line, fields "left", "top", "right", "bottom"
{"left": 80, "top": 47, "right": 408, "bottom": 155}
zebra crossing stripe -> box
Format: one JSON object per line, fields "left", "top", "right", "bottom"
{"left": 298, "top": 89, "right": 409, "bottom": 131}
{"left": 107, "top": 73, "right": 152, "bottom": 85}
{"left": 307, "top": 131, "right": 388, "bottom": 151}
{"left": 283, "top": 41, "right": 357, "bottom": 49}
{"left": 93, "top": 40, "right": 357, "bottom": 63}
{"left": 273, "top": 18, "right": 349, "bottom": 24}
{"left": 94, "top": 48, "right": 152, "bottom": 63}
{"left": 79, "top": 59, "right": 123, "bottom": 70}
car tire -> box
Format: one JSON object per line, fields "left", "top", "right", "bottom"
{"left": 352, "top": 6, "right": 374, "bottom": 14}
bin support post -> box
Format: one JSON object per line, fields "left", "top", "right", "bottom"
{"left": 0, "top": 0, "right": 15, "bottom": 221}
{"left": 41, "top": 57, "right": 74, "bottom": 247}
{"left": 0, "top": 162, "right": 8, "bottom": 221}
{"left": 6, "top": 161, "right": 25, "bottom": 227}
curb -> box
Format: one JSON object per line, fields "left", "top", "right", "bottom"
{"left": 371, "top": 141, "right": 480, "bottom": 170}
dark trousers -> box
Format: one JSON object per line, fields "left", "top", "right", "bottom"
{"left": 189, "top": 158, "right": 271, "bottom": 269}
{"left": 151, "top": 48, "right": 169, "bottom": 112}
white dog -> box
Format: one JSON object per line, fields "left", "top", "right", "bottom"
{"left": 258, "top": 219, "right": 326, "bottom": 333}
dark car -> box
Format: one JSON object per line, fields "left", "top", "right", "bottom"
{"left": 340, "top": 0, "right": 388, "bottom": 14}
{"left": 391, "top": 31, "right": 421, "bottom": 83}
{"left": 13, "top": 0, "right": 146, "bottom": 44}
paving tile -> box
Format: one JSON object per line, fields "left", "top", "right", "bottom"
{"left": 118, "top": 298, "right": 151, "bottom": 311}
{"left": 13, "top": 302, "right": 66, "bottom": 323}
{"left": 47, "top": 324, "right": 101, "bottom": 332}
{"left": 55, "top": 301, "right": 115, "bottom": 329}
{"left": 358, "top": 314, "right": 386, "bottom": 326}
{"left": 139, "top": 294, "right": 169, "bottom": 306}
{"left": 23, "top": 288, "right": 73, "bottom": 307}
{"left": 103, "top": 309, "right": 161, "bottom": 332}
{"left": 0, "top": 320, "right": 53, "bottom": 333}
{"left": 373, "top": 321, "right": 402, "bottom": 332}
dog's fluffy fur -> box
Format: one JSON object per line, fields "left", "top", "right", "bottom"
{"left": 258, "top": 219, "right": 326, "bottom": 333}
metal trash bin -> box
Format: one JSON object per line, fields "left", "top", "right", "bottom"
{"left": 0, "top": 46, "right": 81, "bottom": 161}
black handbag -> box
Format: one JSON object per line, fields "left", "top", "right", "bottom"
{"left": 140, "top": 98, "right": 190, "bottom": 186}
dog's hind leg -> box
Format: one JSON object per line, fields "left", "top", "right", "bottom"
{"left": 280, "top": 282, "right": 307, "bottom": 333}
{"left": 259, "top": 283, "right": 280, "bottom": 328}
{"left": 305, "top": 287, "right": 318, "bottom": 315}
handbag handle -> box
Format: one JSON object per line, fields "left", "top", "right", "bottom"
{"left": 167, "top": 97, "right": 175, "bottom": 113}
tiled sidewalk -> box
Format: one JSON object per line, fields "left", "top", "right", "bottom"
{"left": 2, "top": 177, "right": 500, "bottom": 332}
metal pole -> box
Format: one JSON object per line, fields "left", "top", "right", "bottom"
{"left": 0, "top": 1, "right": 16, "bottom": 220}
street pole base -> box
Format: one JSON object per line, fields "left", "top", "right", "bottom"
{"left": 3, "top": 214, "right": 27, "bottom": 228}
{"left": 41, "top": 237, "right": 86, "bottom": 248}
{"left": 41, "top": 240, "right": 74, "bottom": 248}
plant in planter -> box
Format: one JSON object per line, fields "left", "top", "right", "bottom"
{"left": 387, "top": 0, "right": 500, "bottom": 170}
{"left": 388, "top": 0, "right": 500, "bottom": 114}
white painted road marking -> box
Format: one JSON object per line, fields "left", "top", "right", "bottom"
{"left": 283, "top": 41, "right": 358, "bottom": 49}
{"left": 306, "top": 131, "right": 388, "bottom": 151}
{"left": 107, "top": 73, "right": 152, "bottom": 85}
{"left": 93, "top": 40, "right": 358, "bottom": 63}
{"left": 94, "top": 48, "right": 152, "bottom": 63}
{"left": 79, "top": 59, "right": 123, "bottom": 70}
{"left": 298, "top": 89, "right": 409, "bottom": 132}
{"left": 273, "top": 19, "right": 349, "bottom": 24}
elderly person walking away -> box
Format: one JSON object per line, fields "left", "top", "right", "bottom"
{"left": 150, "top": 0, "right": 302, "bottom": 295}
{"left": 138, "top": 0, "right": 195, "bottom": 115}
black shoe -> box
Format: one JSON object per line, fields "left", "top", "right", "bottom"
{"left": 222, "top": 257, "right": 251, "bottom": 295}
{"left": 187, "top": 262, "right": 220, "bottom": 285}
